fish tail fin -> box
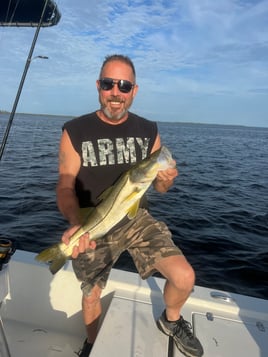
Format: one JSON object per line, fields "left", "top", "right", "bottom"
{"left": 35, "top": 244, "right": 67, "bottom": 275}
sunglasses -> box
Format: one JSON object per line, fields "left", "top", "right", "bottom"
{"left": 99, "top": 77, "right": 135, "bottom": 93}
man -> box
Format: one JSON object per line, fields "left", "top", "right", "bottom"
{"left": 56, "top": 54, "right": 203, "bottom": 357}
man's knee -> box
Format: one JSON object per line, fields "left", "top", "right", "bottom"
{"left": 176, "top": 262, "right": 195, "bottom": 290}
{"left": 157, "top": 255, "right": 195, "bottom": 291}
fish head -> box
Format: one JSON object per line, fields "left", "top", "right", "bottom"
{"left": 129, "top": 146, "right": 175, "bottom": 184}
{"left": 156, "top": 145, "right": 176, "bottom": 171}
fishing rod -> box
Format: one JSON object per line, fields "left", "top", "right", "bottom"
{"left": 0, "top": 0, "right": 59, "bottom": 161}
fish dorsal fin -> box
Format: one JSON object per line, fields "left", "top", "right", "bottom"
{"left": 97, "top": 186, "right": 114, "bottom": 201}
{"left": 98, "top": 172, "right": 130, "bottom": 202}
{"left": 127, "top": 200, "right": 140, "bottom": 219}
{"left": 79, "top": 207, "right": 94, "bottom": 224}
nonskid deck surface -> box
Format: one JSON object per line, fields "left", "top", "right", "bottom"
{"left": 3, "top": 295, "right": 268, "bottom": 357}
{"left": 89, "top": 293, "right": 268, "bottom": 357}
{"left": 3, "top": 319, "right": 83, "bottom": 357}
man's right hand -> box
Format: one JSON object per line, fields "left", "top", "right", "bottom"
{"left": 61, "top": 225, "right": 97, "bottom": 259}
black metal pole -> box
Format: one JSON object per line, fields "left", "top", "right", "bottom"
{"left": 0, "top": 0, "right": 50, "bottom": 161}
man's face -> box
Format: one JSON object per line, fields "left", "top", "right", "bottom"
{"left": 97, "top": 60, "right": 138, "bottom": 122}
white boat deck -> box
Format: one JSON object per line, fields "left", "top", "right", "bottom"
{"left": 1, "top": 250, "right": 268, "bottom": 356}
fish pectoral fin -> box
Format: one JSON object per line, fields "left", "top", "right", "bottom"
{"left": 127, "top": 200, "right": 140, "bottom": 219}
{"left": 124, "top": 189, "right": 141, "bottom": 202}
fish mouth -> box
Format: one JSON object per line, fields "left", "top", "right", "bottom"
{"left": 157, "top": 146, "right": 176, "bottom": 169}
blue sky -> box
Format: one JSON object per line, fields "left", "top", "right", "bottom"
{"left": 1, "top": 0, "right": 268, "bottom": 127}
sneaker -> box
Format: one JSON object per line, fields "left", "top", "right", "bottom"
{"left": 157, "top": 311, "right": 204, "bottom": 357}
{"left": 76, "top": 339, "right": 93, "bottom": 357}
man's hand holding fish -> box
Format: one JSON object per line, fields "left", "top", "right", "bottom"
{"left": 61, "top": 225, "right": 96, "bottom": 259}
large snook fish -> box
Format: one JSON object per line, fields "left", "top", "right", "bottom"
{"left": 36, "top": 146, "right": 175, "bottom": 274}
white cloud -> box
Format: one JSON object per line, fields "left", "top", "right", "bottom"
{"left": 0, "top": 0, "right": 267, "bottom": 126}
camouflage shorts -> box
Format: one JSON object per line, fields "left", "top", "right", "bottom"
{"left": 72, "top": 208, "right": 182, "bottom": 296}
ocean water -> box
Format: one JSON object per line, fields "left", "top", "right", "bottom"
{"left": 0, "top": 113, "right": 267, "bottom": 299}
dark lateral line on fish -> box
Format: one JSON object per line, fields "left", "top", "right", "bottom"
{"left": 63, "top": 175, "right": 130, "bottom": 250}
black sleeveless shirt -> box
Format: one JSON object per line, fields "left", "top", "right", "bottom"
{"left": 63, "top": 112, "right": 158, "bottom": 208}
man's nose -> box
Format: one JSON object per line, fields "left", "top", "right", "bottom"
{"left": 110, "top": 81, "right": 120, "bottom": 95}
